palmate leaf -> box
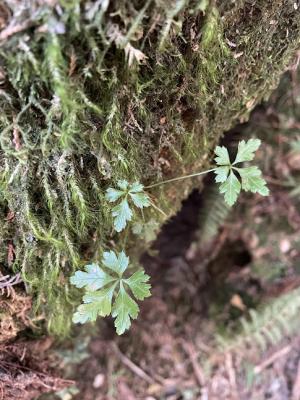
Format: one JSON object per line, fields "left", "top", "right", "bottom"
{"left": 71, "top": 250, "right": 151, "bottom": 334}
{"left": 214, "top": 139, "right": 269, "bottom": 206}
{"left": 105, "top": 180, "right": 150, "bottom": 232}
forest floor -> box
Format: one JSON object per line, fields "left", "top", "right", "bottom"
{"left": 2, "top": 70, "right": 300, "bottom": 400}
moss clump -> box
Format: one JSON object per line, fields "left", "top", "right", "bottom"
{"left": 0, "top": 0, "right": 299, "bottom": 336}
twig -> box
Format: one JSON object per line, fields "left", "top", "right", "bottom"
{"left": 149, "top": 201, "right": 167, "bottom": 217}
{"left": 254, "top": 345, "right": 291, "bottom": 375}
{"left": 265, "top": 176, "right": 294, "bottom": 187}
{"left": 111, "top": 342, "right": 155, "bottom": 384}
{"left": 226, "top": 353, "right": 238, "bottom": 400}
{"left": 0, "top": 360, "right": 74, "bottom": 387}
{"left": 0, "top": 20, "right": 33, "bottom": 42}
{"left": 12, "top": 120, "right": 21, "bottom": 151}
{"left": 0, "top": 273, "right": 22, "bottom": 289}
{"left": 292, "top": 359, "right": 300, "bottom": 400}
{"left": 7, "top": 242, "right": 15, "bottom": 266}
{"left": 181, "top": 341, "right": 205, "bottom": 386}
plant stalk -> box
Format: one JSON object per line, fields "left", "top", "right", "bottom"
{"left": 145, "top": 168, "right": 216, "bottom": 189}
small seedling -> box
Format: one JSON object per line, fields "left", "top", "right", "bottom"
{"left": 71, "top": 138, "right": 269, "bottom": 334}
{"left": 105, "top": 180, "right": 151, "bottom": 232}
{"left": 145, "top": 138, "right": 269, "bottom": 206}
{"left": 214, "top": 139, "right": 269, "bottom": 205}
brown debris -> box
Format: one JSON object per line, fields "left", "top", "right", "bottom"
{"left": 0, "top": 3, "right": 10, "bottom": 31}
{"left": 7, "top": 243, "right": 15, "bottom": 267}
{"left": 12, "top": 122, "right": 21, "bottom": 151}
{"left": 68, "top": 49, "right": 77, "bottom": 77}
{"left": 5, "top": 210, "right": 15, "bottom": 222}
{"left": 0, "top": 275, "right": 32, "bottom": 343}
{"left": 292, "top": 359, "right": 300, "bottom": 400}
{"left": 111, "top": 342, "right": 155, "bottom": 385}
{"left": 0, "top": 340, "right": 73, "bottom": 400}
{"left": 0, "top": 19, "right": 33, "bottom": 42}
{"left": 181, "top": 341, "right": 205, "bottom": 387}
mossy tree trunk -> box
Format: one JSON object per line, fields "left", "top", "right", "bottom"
{"left": 0, "top": 0, "right": 299, "bottom": 338}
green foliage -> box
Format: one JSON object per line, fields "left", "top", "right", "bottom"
{"left": 70, "top": 263, "right": 116, "bottom": 290}
{"left": 218, "top": 170, "right": 241, "bottom": 206}
{"left": 233, "top": 139, "right": 261, "bottom": 164}
{"left": 148, "top": 139, "right": 269, "bottom": 207}
{"left": 132, "top": 219, "right": 160, "bottom": 243}
{"left": 1, "top": 0, "right": 298, "bottom": 337}
{"left": 196, "top": 186, "right": 231, "bottom": 244}
{"left": 71, "top": 178, "right": 154, "bottom": 335}
{"left": 71, "top": 137, "right": 269, "bottom": 335}
{"left": 106, "top": 180, "right": 151, "bottom": 232}
{"left": 71, "top": 250, "right": 151, "bottom": 335}
{"left": 218, "top": 287, "right": 300, "bottom": 353}
{"left": 290, "top": 139, "right": 300, "bottom": 152}
{"left": 214, "top": 139, "right": 269, "bottom": 206}
{"left": 237, "top": 166, "right": 269, "bottom": 196}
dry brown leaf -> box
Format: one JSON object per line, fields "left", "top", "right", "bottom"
{"left": 230, "top": 294, "right": 246, "bottom": 311}
{"left": 124, "top": 43, "right": 147, "bottom": 67}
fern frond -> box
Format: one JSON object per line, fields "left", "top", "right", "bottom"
{"left": 218, "top": 287, "right": 300, "bottom": 353}
{"left": 197, "top": 186, "right": 231, "bottom": 244}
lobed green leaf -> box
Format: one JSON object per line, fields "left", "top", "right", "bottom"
{"left": 214, "top": 165, "right": 230, "bottom": 183}
{"left": 70, "top": 264, "right": 115, "bottom": 291}
{"left": 124, "top": 270, "right": 151, "bottom": 300}
{"left": 237, "top": 166, "right": 269, "bottom": 196}
{"left": 112, "top": 283, "right": 139, "bottom": 335}
{"left": 129, "top": 182, "right": 144, "bottom": 193}
{"left": 71, "top": 251, "right": 151, "bottom": 335}
{"left": 106, "top": 180, "right": 150, "bottom": 232}
{"left": 105, "top": 188, "right": 125, "bottom": 202}
{"left": 129, "top": 192, "right": 151, "bottom": 208}
{"left": 111, "top": 198, "right": 133, "bottom": 232}
{"left": 215, "top": 139, "right": 268, "bottom": 206}
{"left": 214, "top": 146, "right": 231, "bottom": 166}
{"left": 219, "top": 170, "right": 241, "bottom": 206}
{"left": 117, "top": 180, "right": 129, "bottom": 190}
{"left": 233, "top": 139, "right": 261, "bottom": 164}
{"left": 102, "top": 250, "right": 129, "bottom": 276}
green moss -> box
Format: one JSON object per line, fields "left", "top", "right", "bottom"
{"left": 0, "top": 0, "right": 299, "bottom": 336}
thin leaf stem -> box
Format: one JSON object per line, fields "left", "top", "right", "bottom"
{"left": 149, "top": 201, "right": 168, "bottom": 217}
{"left": 144, "top": 168, "right": 216, "bottom": 189}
